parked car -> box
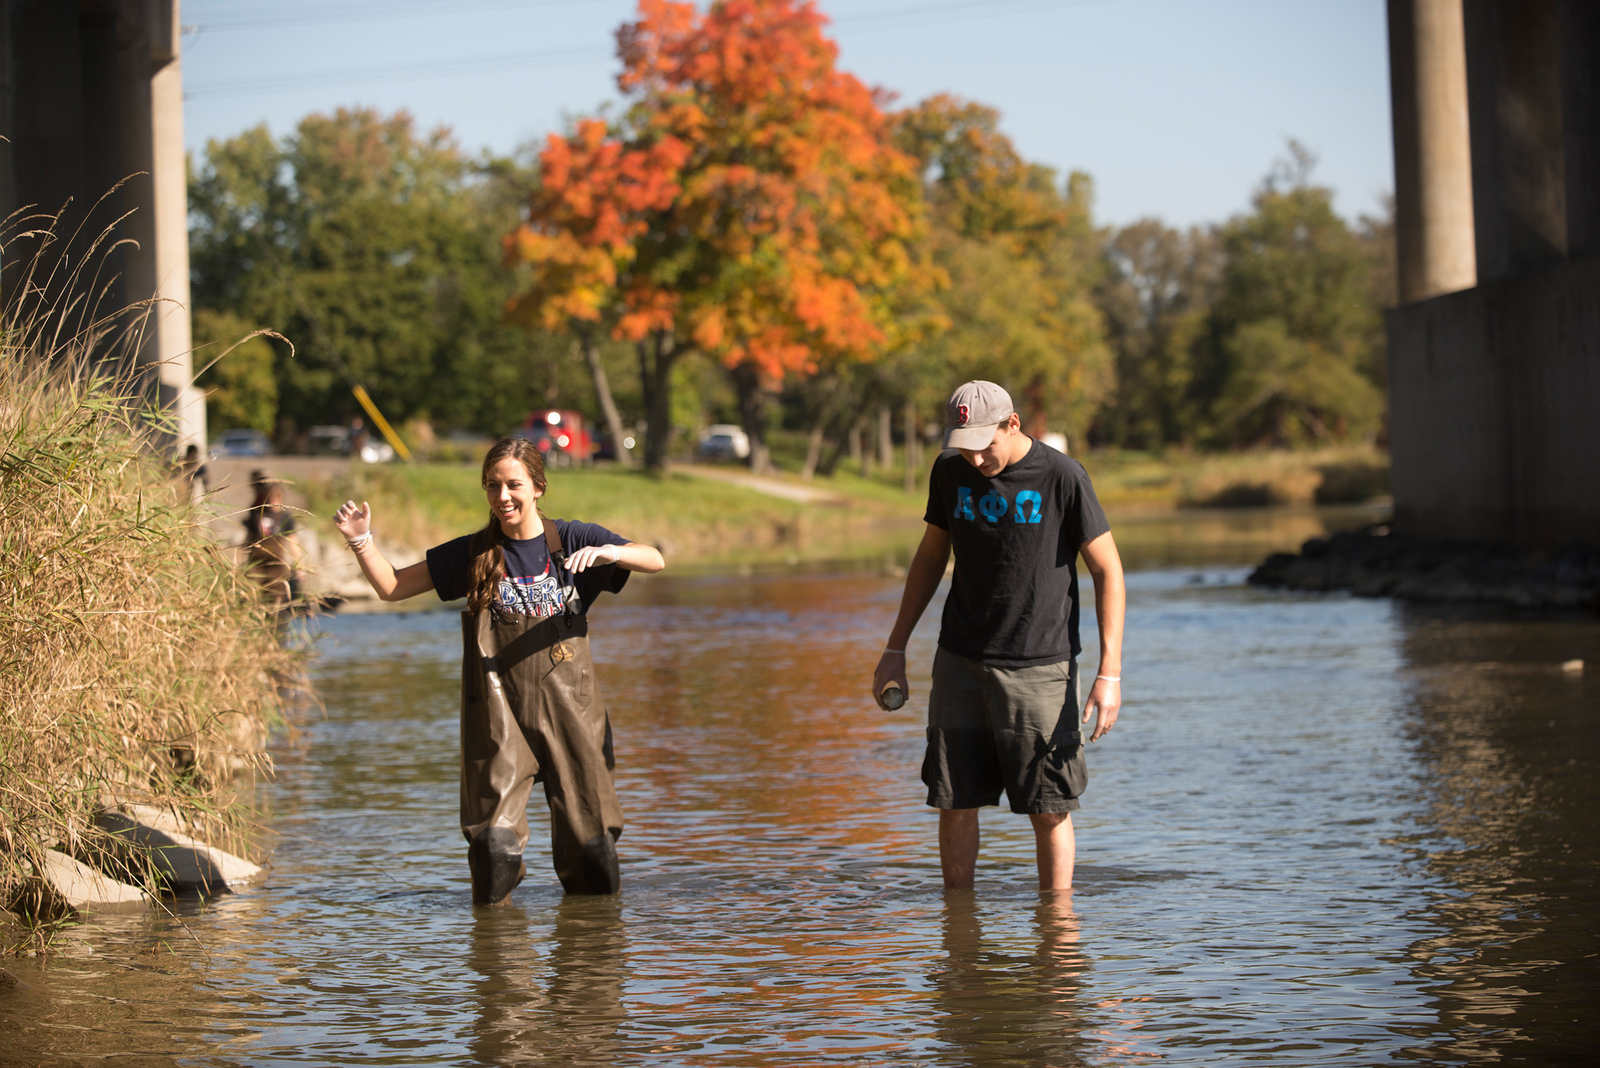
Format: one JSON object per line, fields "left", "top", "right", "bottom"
{"left": 515, "top": 409, "right": 592, "bottom": 467}
{"left": 697, "top": 424, "right": 750, "bottom": 461}
{"left": 210, "top": 428, "right": 271, "bottom": 458}
{"left": 307, "top": 425, "right": 351, "bottom": 455}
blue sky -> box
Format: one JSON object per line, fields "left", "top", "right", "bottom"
{"left": 181, "top": 0, "right": 1393, "bottom": 229}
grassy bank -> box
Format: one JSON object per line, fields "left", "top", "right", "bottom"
{"left": 295, "top": 442, "right": 1388, "bottom": 575}
{"left": 756, "top": 430, "right": 1388, "bottom": 511}
{"left": 1, "top": 292, "right": 297, "bottom": 949}
{"left": 300, "top": 462, "right": 925, "bottom": 567}
{"left": 1078, "top": 444, "right": 1390, "bottom": 510}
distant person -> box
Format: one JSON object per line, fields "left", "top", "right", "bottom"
{"left": 245, "top": 483, "right": 301, "bottom": 611}
{"left": 241, "top": 469, "right": 272, "bottom": 544}
{"left": 332, "top": 437, "right": 665, "bottom": 905}
{"left": 873, "top": 381, "right": 1126, "bottom": 893}
{"left": 178, "top": 444, "right": 209, "bottom": 503}
{"left": 349, "top": 416, "right": 369, "bottom": 460}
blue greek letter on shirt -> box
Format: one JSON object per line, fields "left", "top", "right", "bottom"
{"left": 1014, "top": 490, "right": 1043, "bottom": 524}
{"left": 978, "top": 491, "right": 1008, "bottom": 523}
{"left": 955, "top": 485, "right": 975, "bottom": 521}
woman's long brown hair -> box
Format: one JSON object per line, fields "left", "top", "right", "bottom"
{"left": 467, "top": 437, "right": 548, "bottom": 613}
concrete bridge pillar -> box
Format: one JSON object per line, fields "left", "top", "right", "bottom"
{"left": 0, "top": 0, "right": 202, "bottom": 453}
{"left": 1387, "top": 0, "right": 1477, "bottom": 304}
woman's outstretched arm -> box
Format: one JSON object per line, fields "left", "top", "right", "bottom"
{"left": 333, "top": 500, "right": 435, "bottom": 601}
{"left": 567, "top": 541, "right": 665, "bottom": 574}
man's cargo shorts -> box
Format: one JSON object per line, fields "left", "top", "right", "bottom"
{"left": 922, "top": 647, "right": 1087, "bottom": 814}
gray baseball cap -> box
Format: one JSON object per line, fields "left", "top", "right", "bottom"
{"left": 944, "top": 381, "right": 1015, "bottom": 449}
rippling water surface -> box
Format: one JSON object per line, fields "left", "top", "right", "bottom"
{"left": 4, "top": 524, "right": 1597, "bottom": 1065}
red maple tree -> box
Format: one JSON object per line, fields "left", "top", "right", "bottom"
{"left": 507, "top": 0, "right": 934, "bottom": 471}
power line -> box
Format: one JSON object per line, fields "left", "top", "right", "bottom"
{"left": 188, "top": 0, "right": 616, "bottom": 33}
{"left": 184, "top": 0, "right": 1111, "bottom": 101}
{"left": 186, "top": 45, "right": 613, "bottom": 100}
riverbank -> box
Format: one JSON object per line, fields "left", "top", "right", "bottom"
{"left": 1249, "top": 527, "right": 1600, "bottom": 611}
{"left": 1, "top": 307, "right": 294, "bottom": 950}
{"left": 207, "top": 445, "right": 1390, "bottom": 606}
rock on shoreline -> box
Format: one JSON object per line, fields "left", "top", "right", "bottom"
{"left": 1248, "top": 527, "right": 1600, "bottom": 611}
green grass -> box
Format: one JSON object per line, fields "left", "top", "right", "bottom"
{"left": 299, "top": 462, "right": 926, "bottom": 566}
{"left": 297, "top": 443, "right": 1390, "bottom": 570}
{"left": 1077, "top": 444, "right": 1390, "bottom": 510}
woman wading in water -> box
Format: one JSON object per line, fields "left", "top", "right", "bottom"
{"left": 333, "top": 438, "right": 664, "bottom": 904}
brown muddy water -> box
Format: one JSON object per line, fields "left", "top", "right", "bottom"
{"left": 3, "top": 509, "right": 1597, "bottom": 1066}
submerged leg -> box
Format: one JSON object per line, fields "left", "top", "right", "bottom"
{"left": 536, "top": 643, "right": 625, "bottom": 895}
{"left": 1030, "top": 811, "right": 1075, "bottom": 892}
{"left": 460, "top": 617, "right": 539, "bottom": 906}
{"left": 541, "top": 706, "right": 624, "bottom": 895}
{"left": 467, "top": 827, "right": 527, "bottom": 906}
{"left": 939, "top": 808, "right": 979, "bottom": 890}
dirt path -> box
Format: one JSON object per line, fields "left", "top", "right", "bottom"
{"left": 675, "top": 463, "right": 848, "bottom": 505}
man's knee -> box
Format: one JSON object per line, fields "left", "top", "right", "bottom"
{"left": 1029, "top": 811, "right": 1072, "bottom": 832}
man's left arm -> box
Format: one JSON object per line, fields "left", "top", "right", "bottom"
{"left": 1079, "top": 531, "right": 1125, "bottom": 742}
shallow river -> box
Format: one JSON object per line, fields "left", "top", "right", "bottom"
{"left": 4, "top": 512, "right": 1597, "bottom": 1066}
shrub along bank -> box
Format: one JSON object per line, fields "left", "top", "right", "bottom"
{"left": 0, "top": 327, "right": 298, "bottom": 949}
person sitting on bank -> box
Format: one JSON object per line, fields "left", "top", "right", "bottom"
{"left": 331, "top": 437, "right": 664, "bottom": 905}
{"left": 872, "top": 381, "right": 1126, "bottom": 893}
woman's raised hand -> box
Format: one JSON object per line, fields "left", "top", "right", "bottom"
{"left": 333, "top": 500, "right": 372, "bottom": 541}
{"left": 566, "top": 543, "right": 621, "bottom": 573}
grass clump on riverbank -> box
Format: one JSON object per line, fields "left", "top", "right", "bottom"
{"left": 1, "top": 283, "right": 297, "bottom": 948}
{"left": 1078, "top": 444, "right": 1390, "bottom": 511}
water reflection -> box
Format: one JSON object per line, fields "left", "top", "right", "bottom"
{"left": 1396, "top": 605, "right": 1600, "bottom": 1063}
{"left": 468, "top": 898, "right": 627, "bottom": 1065}
{"left": 2, "top": 559, "right": 1596, "bottom": 1065}
{"left": 932, "top": 892, "right": 1090, "bottom": 1066}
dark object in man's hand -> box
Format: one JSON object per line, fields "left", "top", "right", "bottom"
{"left": 880, "top": 685, "right": 906, "bottom": 710}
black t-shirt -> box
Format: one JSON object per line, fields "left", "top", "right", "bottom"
{"left": 924, "top": 440, "right": 1110, "bottom": 666}
{"left": 425, "top": 519, "right": 630, "bottom": 617}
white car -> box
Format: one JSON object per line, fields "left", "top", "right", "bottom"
{"left": 698, "top": 424, "right": 750, "bottom": 460}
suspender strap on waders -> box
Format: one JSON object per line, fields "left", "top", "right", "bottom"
{"left": 542, "top": 518, "right": 578, "bottom": 625}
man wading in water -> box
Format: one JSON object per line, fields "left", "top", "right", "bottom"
{"left": 333, "top": 438, "right": 664, "bottom": 904}
{"left": 873, "top": 381, "right": 1126, "bottom": 892}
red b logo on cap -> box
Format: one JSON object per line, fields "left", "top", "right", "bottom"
{"left": 957, "top": 404, "right": 970, "bottom": 426}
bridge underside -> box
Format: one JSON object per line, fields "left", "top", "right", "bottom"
{"left": 1387, "top": 0, "right": 1598, "bottom": 548}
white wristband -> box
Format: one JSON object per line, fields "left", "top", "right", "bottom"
{"left": 884, "top": 648, "right": 905, "bottom": 655}
{"left": 1096, "top": 675, "right": 1120, "bottom": 682}
{"left": 346, "top": 531, "right": 374, "bottom": 550}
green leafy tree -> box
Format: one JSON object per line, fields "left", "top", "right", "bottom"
{"left": 1093, "top": 220, "right": 1222, "bottom": 448}
{"left": 1202, "top": 143, "right": 1384, "bottom": 445}
{"left": 190, "top": 108, "right": 569, "bottom": 441}
{"left": 192, "top": 309, "right": 279, "bottom": 434}
{"left": 892, "top": 96, "right": 1111, "bottom": 447}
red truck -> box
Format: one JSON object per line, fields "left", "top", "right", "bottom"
{"left": 515, "top": 408, "right": 593, "bottom": 466}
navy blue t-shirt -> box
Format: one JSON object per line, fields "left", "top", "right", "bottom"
{"left": 425, "top": 519, "right": 629, "bottom": 617}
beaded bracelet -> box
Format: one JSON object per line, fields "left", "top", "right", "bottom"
{"left": 345, "top": 531, "right": 374, "bottom": 551}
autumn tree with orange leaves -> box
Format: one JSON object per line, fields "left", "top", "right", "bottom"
{"left": 507, "top": 0, "right": 934, "bottom": 471}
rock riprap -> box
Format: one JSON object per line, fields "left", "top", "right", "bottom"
{"left": 1249, "top": 528, "right": 1600, "bottom": 611}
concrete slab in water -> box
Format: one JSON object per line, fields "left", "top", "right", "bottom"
{"left": 38, "top": 850, "right": 150, "bottom": 915}
{"left": 92, "top": 811, "right": 264, "bottom": 894}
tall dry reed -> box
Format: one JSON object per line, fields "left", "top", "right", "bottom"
{"left": 1, "top": 206, "right": 299, "bottom": 939}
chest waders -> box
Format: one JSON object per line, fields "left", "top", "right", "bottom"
{"left": 458, "top": 520, "right": 624, "bottom": 904}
